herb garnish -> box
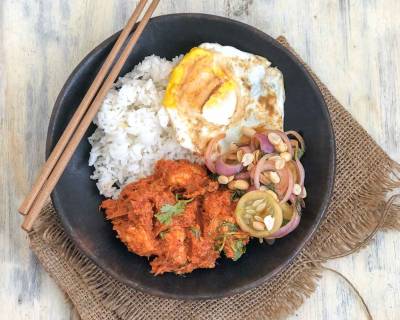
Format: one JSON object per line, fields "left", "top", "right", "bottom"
{"left": 155, "top": 194, "right": 193, "bottom": 225}
{"left": 263, "top": 183, "right": 276, "bottom": 192}
{"left": 215, "top": 221, "right": 241, "bottom": 253}
{"left": 294, "top": 198, "right": 305, "bottom": 213}
{"left": 208, "top": 172, "right": 219, "bottom": 181}
{"left": 220, "top": 221, "right": 239, "bottom": 232}
{"left": 215, "top": 238, "right": 226, "bottom": 252}
{"left": 291, "top": 137, "right": 305, "bottom": 160}
{"left": 231, "top": 239, "right": 246, "bottom": 261}
{"left": 231, "top": 189, "right": 246, "bottom": 201}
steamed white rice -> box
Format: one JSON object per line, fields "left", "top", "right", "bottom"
{"left": 88, "top": 55, "right": 199, "bottom": 198}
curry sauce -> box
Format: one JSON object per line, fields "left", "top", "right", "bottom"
{"left": 101, "top": 160, "right": 249, "bottom": 275}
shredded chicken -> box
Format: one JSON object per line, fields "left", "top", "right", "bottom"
{"left": 101, "top": 159, "right": 249, "bottom": 275}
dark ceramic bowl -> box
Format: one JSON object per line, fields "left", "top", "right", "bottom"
{"left": 47, "top": 14, "right": 335, "bottom": 299}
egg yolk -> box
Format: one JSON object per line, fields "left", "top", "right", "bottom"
{"left": 163, "top": 47, "right": 237, "bottom": 122}
{"left": 202, "top": 80, "right": 237, "bottom": 125}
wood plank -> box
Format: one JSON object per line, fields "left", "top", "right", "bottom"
{"left": 1, "top": 0, "right": 399, "bottom": 319}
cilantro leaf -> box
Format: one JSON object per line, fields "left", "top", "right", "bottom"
{"left": 263, "top": 183, "right": 276, "bottom": 192}
{"left": 208, "top": 172, "right": 219, "bottom": 181}
{"left": 215, "top": 221, "right": 242, "bottom": 252}
{"left": 232, "top": 239, "right": 246, "bottom": 261}
{"left": 155, "top": 197, "right": 193, "bottom": 225}
{"left": 231, "top": 189, "right": 246, "bottom": 201}
{"left": 294, "top": 198, "right": 305, "bottom": 213}
{"left": 220, "top": 221, "right": 239, "bottom": 232}
{"left": 215, "top": 235, "right": 227, "bottom": 252}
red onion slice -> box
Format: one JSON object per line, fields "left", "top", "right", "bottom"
{"left": 279, "top": 167, "right": 294, "bottom": 204}
{"left": 265, "top": 209, "right": 300, "bottom": 239}
{"left": 204, "top": 134, "right": 225, "bottom": 173}
{"left": 215, "top": 156, "right": 243, "bottom": 176}
{"left": 295, "top": 159, "right": 305, "bottom": 187}
{"left": 286, "top": 130, "right": 305, "bottom": 151}
{"left": 253, "top": 156, "right": 294, "bottom": 204}
{"left": 235, "top": 171, "right": 251, "bottom": 180}
{"left": 253, "top": 155, "right": 275, "bottom": 189}
{"left": 252, "top": 133, "right": 274, "bottom": 153}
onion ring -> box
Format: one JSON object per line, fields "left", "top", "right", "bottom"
{"left": 253, "top": 155, "right": 276, "bottom": 189}
{"left": 277, "top": 167, "right": 294, "bottom": 204}
{"left": 215, "top": 156, "right": 243, "bottom": 176}
{"left": 251, "top": 133, "right": 274, "bottom": 153}
{"left": 235, "top": 171, "right": 251, "bottom": 180}
{"left": 295, "top": 159, "right": 305, "bottom": 187}
{"left": 204, "top": 133, "right": 225, "bottom": 173}
{"left": 265, "top": 208, "right": 300, "bottom": 239}
{"left": 286, "top": 130, "right": 305, "bottom": 151}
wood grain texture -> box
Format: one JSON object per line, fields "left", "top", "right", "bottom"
{"left": 1, "top": 0, "right": 399, "bottom": 319}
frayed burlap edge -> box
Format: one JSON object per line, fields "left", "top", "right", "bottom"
{"left": 28, "top": 37, "right": 400, "bottom": 320}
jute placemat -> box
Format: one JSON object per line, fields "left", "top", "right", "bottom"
{"left": 28, "top": 37, "right": 400, "bottom": 320}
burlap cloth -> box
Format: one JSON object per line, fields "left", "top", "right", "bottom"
{"left": 28, "top": 37, "right": 400, "bottom": 320}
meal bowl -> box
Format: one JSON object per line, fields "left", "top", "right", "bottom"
{"left": 47, "top": 13, "right": 335, "bottom": 299}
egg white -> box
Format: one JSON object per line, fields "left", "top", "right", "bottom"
{"left": 163, "top": 43, "right": 285, "bottom": 154}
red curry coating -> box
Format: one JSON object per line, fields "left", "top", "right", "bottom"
{"left": 101, "top": 160, "right": 249, "bottom": 275}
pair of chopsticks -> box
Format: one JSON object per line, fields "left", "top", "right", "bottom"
{"left": 19, "top": 0, "right": 160, "bottom": 231}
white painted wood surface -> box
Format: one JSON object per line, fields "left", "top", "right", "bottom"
{"left": 1, "top": 1, "right": 399, "bottom": 319}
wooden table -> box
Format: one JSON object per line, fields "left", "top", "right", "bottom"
{"left": 1, "top": 1, "right": 399, "bottom": 319}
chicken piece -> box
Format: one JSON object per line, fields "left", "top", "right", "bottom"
{"left": 202, "top": 190, "right": 250, "bottom": 260}
{"left": 222, "top": 233, "right": 249, "bottom": 260}
{"left": 168, "top": 198, "right": 199, "bottom": 228}
{"left": 150, "top": 226, "right": 188, "bottom": 275}
{"left": 113, "top": 221, "right": 158, "bottom": 257}
{"left": 154, "top": 159, "right": 218, "bottom": 198}
{"left": 127, "top": 200, "right": 154, "bottom": 226}
{"left": 119, "top": 176, "right": 154, "bottom": 199}
{"left": 102, "top": 198, "right": 132, "bottom": 219}
{"left": 178, "top": 230, "right": 219, "bottom": 273}
{"left": 202, "top": 190, "right": 236, "bottom": 235}
{"left": 151, "top": 190, "right": 176, "bottom": 212}
{"left": 101, "top": 159, "right": 249, "bottom": 275}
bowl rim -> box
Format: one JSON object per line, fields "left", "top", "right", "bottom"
{"left": 46, "top": 13, "right": 336, "bottom": 300}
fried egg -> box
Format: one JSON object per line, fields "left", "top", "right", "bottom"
{"left": 163, "top": 43, "right": 285, "bottom": 154}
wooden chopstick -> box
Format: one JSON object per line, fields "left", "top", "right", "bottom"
{"left": 18, "top": 0, "right": 150, "bottom": 216}
{"left": 21, "top": 0, "right": 160, "bottom": 231}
